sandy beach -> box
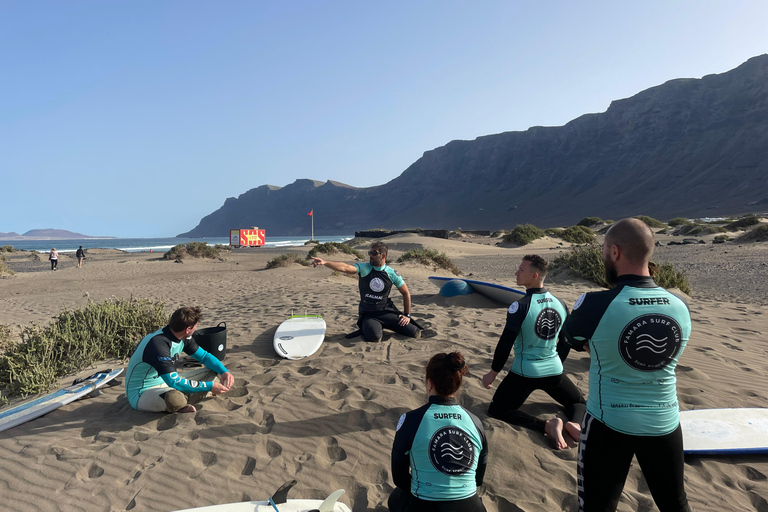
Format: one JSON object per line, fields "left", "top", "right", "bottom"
{"left": 0, "top": 233, "right": 767, "bottom": 512}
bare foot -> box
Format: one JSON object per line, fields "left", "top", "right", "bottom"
{"left": 565, "top": 421, "right": 581, "bottom": 448}
{"left": 178, "top": 405, "right": 197, "bottom": 413}
{"left": 544, "top": 418, "right": 568, "bottom": 450}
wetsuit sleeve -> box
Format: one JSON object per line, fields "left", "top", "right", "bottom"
{"left": 468, "top": 411, "right": 488, "bottom": 487}
{"left": 190, "top": 346, "right": 229, "bottom": 375}
{"left": 561, "top": 289, "right": 617, "bottom": 350}
{"left": 386, "top": 267, "right": 405, "bottom": 288}
{"left": 490, "top": 300, "right": 527, "bottom": 372}
{"left": 159, "top": 370, "right": 213, "bottom": 394}
{"left": 391, "top": 405, "right": 429, "bottom": 491}
{"left": 556, "top": 297, "right": 572, "bottom": 362}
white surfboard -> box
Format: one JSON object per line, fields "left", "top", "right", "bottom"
{"left": 681, "top": 408, "right": 768, "bottom": 454}
{"left": 174, "top": 488, "right": 351, "bottom": 512}
{"left": 0, "top": 368, "right": 124, "bottom": 433}
{"left": 428, "top": 276, "right": 525, "bottom": 305}
{"left": 273, "top": 315, "right": 327, "bottom": 360}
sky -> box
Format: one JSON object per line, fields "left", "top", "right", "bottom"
{"left": 1, "top": 1, "right": 766, "bottom": 238}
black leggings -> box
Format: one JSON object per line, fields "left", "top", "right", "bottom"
{"left": 577, "top": 413, "right": 690, "bottom": 512}
{"left": 388, "top": 488, "right": 486, "bottom": 512}
{"left": 50, "top": 259, "right": 58, "bottom": 270}
{"left": 488, "top": 372, "right": 585, "bottom": 431}
{"left": 360, "top": 312, "right": 419, "bottom": 342}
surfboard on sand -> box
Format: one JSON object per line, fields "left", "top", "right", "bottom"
{"left": 173, "top": 481, "right": 352, "bottom": 512}
{"left": 0, "top": 368, "right": 124, "bottom": 433}
{"left": 428, "top": 276, "right": 525, "bottom": 305}
{"left": 681, "top": 408, "right": 768, "bottom": 455}
{"left": 273, "top": 315, "right": 327, "bottom": 360}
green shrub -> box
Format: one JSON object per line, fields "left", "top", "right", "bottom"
{"left": 307, "top": 242, "right": 363, "bottom": 260}
{"left": 0, "top": 245, "right": 14, "bottom": 253}
{"left": 397, "top": 248, "right": 462, "bottom": 276}
{"left": 490, "top": 230, "right": 505, "bottom": 238}
{"left": 577, "top": 217, "right": 603, "bottom": 227}
{"left": 502, "top": 224, "right": 545, "bottom": 246}
{"left": 726, "top": 214, "right": 761, "bottom": 231}
{"left": 213, "top": 244, "right": 232, "bottom": 252}
{"left": 0, "top": 259, "right": 13, "bottom": 278}
{"left": 552, "top": 244, "right": 610, "bottom": 288}
{"left": 266, "top": 253, "right": 310, "bottom": 269}
{"left": 604, "top": 220, "right": 614, "bottom": 225}
{"left": 544, "top": 228, "right": 563, "bottom": 237}
{"left": 634, "top": 215, "right": 667, "bottom": 229}
{"left": 667, "top": 217, "right": 692, "bottom": 227}
{"left": 556, "top": 226, "right": 596, "bottom": 244}
{"left": 0, "top": 298, "right": 168, "bottom": 398}
{"left": 714, "top": 235, "right": 730, "bottom": 242}
{"left": 736, "top": 224, "right": 768, "bottom": 243}
{"left": 0, "top": 324, "right": 12, "bottom": 352}
{"left": 651, "top": 263, "right": 691, "bottom": 295}
{"left": 164, "top": 242, "right": 220, "bottom": 260}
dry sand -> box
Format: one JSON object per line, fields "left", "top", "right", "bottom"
{"left": 0, "top": 234, "right": 766, "bottom": 512}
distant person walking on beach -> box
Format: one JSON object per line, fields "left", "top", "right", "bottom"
{"left": 76, "top": 246, "right": 85, "bottom": 268}
{"left": 562, "top": 218, "right": 692, "bottom": 512}
{"left": 125, "top": 306, "right": 235, "bottom": 413}
{"left": 49, "top": 248, "right": 58, "bottom": 270}
{"left": 389, "top": 351, "right": 488, "bottom": 512}
{"left": 311, "top": 241, "right": 421, "bottom": 342}
{"left": 481, "top": 255, "right": 585, "bottom": 450}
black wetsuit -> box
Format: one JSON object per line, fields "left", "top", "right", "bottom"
{"left": 488, "top": 288, "right": 585, "bottom": 432}
{"left": 562, "top": 275, "right": 692, "bottom": 512}
{"left": 355, "top": 262, "right": 419, "bottom": 341}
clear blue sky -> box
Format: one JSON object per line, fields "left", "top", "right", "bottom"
{"left": 2, "top": 1, "right": 766, "bottom": 237}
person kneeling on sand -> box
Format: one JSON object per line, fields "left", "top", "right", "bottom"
{"left": 125, "top": 306, "right": 234, "bottom": 413}
{"left": 389, "top": 352, "right": 488, "bottom": 512}
{"left": 481, "top": 255, "right": 585, "bottom": 450}
{"left": 311, "top": 241, "right": 421, "bottom": 342}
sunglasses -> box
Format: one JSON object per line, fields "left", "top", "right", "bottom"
{"left": 368, "top": 250, "right": 384, "bottom": 256}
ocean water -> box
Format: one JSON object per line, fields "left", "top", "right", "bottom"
{"left": 0, "top": 235, "right": 354, "bottom": 253}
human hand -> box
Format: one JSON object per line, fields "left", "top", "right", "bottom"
{"left": 398, "top": 315, "right": 411, "bottom": 327}
{"left": 583, "top": 342, "right": 590, "bottom": 355}
{"left": 482, "top": 371, "right": 498, "bottom": 389}
{"left": 211, "top": 380, "right": 230, "bottom": 395}
{"left": 220, "top": 371, "right": 234, "bottom": 389}
{"left": 311, "top": 257, "right": 326, "bottom": 268}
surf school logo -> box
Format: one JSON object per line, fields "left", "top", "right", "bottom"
{"left": 370, "top": 277, "right": 385, "bottom": 293}
{"left": 619, "top": 314, "right": 683, "bottom": 372}
{"left": 534, "top": 308, "right": 562, "bottom": 340}
{"left": 429, "top": 426, "right": 475, "bottom": 476}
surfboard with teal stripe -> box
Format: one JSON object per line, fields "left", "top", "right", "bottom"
{"left": 0, "top": 368, "right": 123, "bottom": 433}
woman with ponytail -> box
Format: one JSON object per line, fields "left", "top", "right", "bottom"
{"left": 389, "top": 352, "right": 488, "bottom": 512}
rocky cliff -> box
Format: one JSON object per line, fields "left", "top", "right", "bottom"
{"left": 179, "top": 55, "right": 768, "bottom": 237}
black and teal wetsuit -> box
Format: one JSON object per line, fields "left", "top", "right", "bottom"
{"left": 488, "top": 288, "right": 585, "bottom": 432}
{"left": 354, "top": 262, "right": 419, "bottom": 341}
{"left": 389, "top": 396, "right": 488, "bottom": 512}
{"left": 125, "top": 327, "right": 229, "bottom": 409}
{"left": 562, "top": 275, "right": 692, "bottom": 512}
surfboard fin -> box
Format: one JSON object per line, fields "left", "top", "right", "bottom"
{"left": 270, "top": 479, "right": 297, "bottom": 504}
{"left": 317, "top": 489, "right": 345, "bottom": 512}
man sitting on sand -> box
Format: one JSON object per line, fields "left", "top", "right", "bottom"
{"left": 562, "top": 218, "right": 692, "bottom": 511}
{"left": 125, "top": 306, "right": 235, "bottom": 413}
{"left": 311, "top": 241, "right": 421, "bottom": 342}
{"left": 482, "top": 255, "right": 585, "bottom": 450}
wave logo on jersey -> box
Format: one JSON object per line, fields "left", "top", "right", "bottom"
{"left": 619, "top": 314, "right": 683, "bottom": 371}
{"left": 429, "top": 426, "right": 475, "bottom": 475}
{"left": 370, "top": 277, "right": 385, "bottom": 293}
{"left": 534, "top": 308, "right": 562, "bottom": 340}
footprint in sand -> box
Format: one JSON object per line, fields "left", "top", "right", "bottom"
{"left": 134, "top": 432, "right": 151, "bottom": 442}
{"left": 241, "top": 456, "right": 257, "bottom": 476}
{"left": 326, "top": 437, "right": 347, "bottom": 462}
{"left": 202, "top": 451, "right": 218, "bottom": 467}
{"left": 258, "top": 411, "right": 275, "bottom": 433}
{"left": 266, "top": 440, "right": 282, "bottom": 458}
{"left": 676, "top": 365, "right": 710, "bottom": 380}
{"left": 157, "top": 414, "right": 179, "bottom": 431}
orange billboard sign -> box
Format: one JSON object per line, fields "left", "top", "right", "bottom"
{"left": 230, "top": 228, "right": 265, "bottom": 247}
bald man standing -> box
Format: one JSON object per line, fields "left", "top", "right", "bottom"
{"left": 562, "top": 218, "right": 692, "bottom": 512}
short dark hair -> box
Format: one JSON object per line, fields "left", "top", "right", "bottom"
{"left": 370, "top": 241, "right": 388, "bottom": 256}
{"left": 168, "top": 306, "right": 203, "bottom": 332}
{"left": 426, "top": 352, "right": 468, "bottom": 397}
{"left": 523, "top": 254, "right": 548, "bottom": 275}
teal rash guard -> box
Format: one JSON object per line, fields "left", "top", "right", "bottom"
{"left": 562, "top": 275, "right": 692, "bottom": 435}
{"left": 125, "top": 327, "right": 229, "bottom": 409}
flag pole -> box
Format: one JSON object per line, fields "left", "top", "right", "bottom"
{"left": 311, "top": 211, "right": 314, "bottom": 241}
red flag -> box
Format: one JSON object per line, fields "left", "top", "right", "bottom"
{"left": 307, "top": 210, "right": 313, "bottom": 216}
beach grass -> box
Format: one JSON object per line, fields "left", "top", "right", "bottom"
{"left": 164, "top": 242, "right": 220, "bottom": 260}
{"left": 502, "top": 224, "right": 545, "bottom": 245}
{"left": 307, "top": 242, "right": 364, "bottom": 260}
{"left": 0, "top": 258, "right": 14, "bottom": 278}
{"left": 0, "top": 245, "right": 14, "bottom": 253}
{"left": 634, "top": 215, "right": 667, "bottom": 229}
{"left": 736, "top": 224, "right": 768, "bottom": 242}
{"left": 0, "top": 297, "right": 168, "bottom": 401}
{"left": 265, "top": 253, "right": 310, "bottom": 269}
{"left": 577, "top": 216, "right": 603, "bottom": 227}
{"left": 726, "top": 214, "right": 762, "bottom": 231}
{"left": 397, "top": 248, "right": 462, "bottom": 275}
{"left": 555, "top": 225, "right": 596, "bottom": 244}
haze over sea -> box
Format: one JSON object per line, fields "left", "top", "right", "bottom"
{"left": 1, "top": 235, "right": 353, "bottom": 254}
